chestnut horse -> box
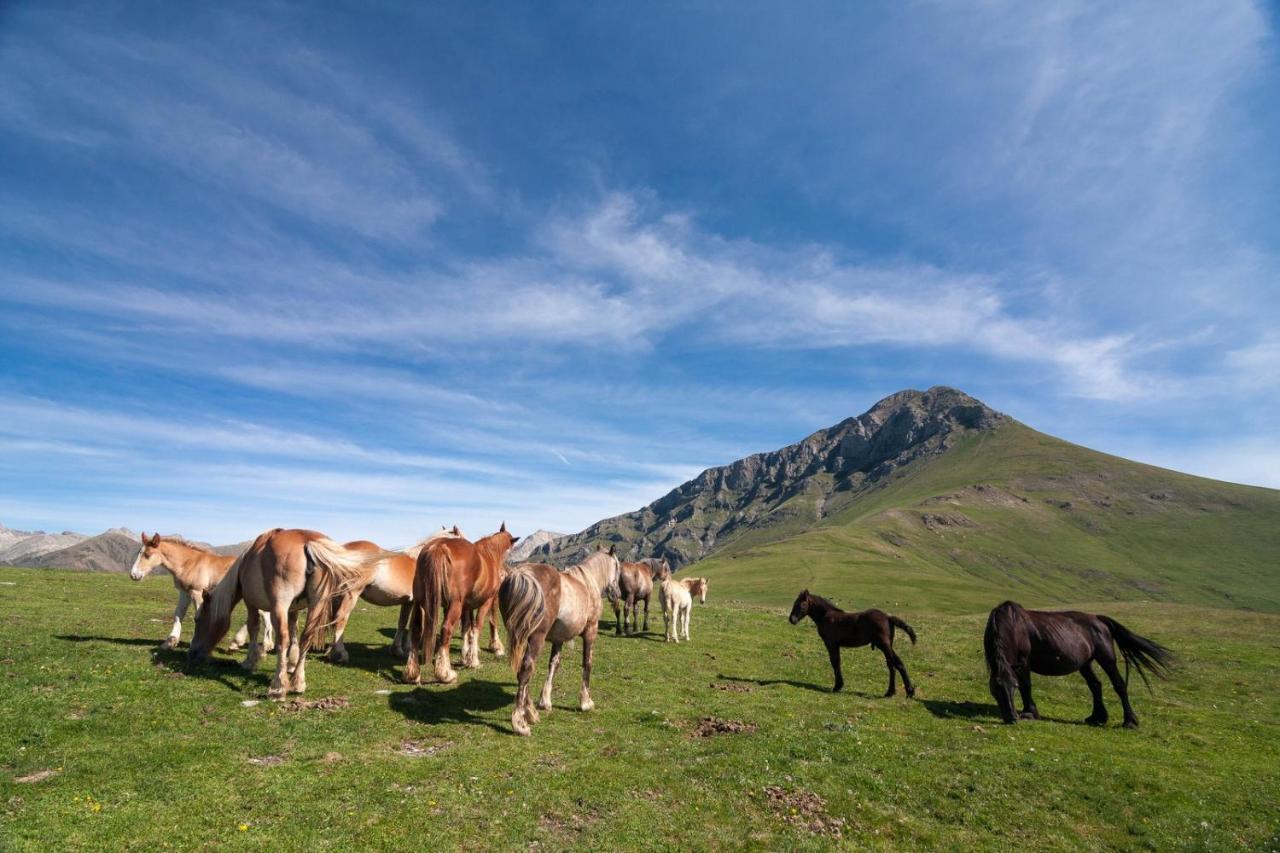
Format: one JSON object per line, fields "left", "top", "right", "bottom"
{"left": 404, "top": 523, "right": 518, "bottom": 685}
{"left": 129, "top": 532, "right": 272, "bottom": 652}
{"left": 612, "top": 561, "right": 656, "bottom": 635}
{"left": 984, "top": 600, "right": 1174, "bottom": 728}
{"left": 499, "top": 546, "right": 621, "bottom": 736}
{"left": 189, "top": 528, "right": 392, "bottom": 699}
{"left": 321, "top": 527, "right": 475, "bottom": 664}
{"left": 788, "top": 590, "right": 916, "bottom": 697}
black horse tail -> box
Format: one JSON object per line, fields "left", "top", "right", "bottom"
{"left": 889, "top": 615, "right": 917, "bottom": 645}
{"left": 983, "top": 601, "right": 1020, "bottom": 686}
{"left": 1097, "top": 615, "right": 1175, "bottom": 691}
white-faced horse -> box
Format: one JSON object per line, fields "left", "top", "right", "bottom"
{"left": 129, "top": 533, "right": 273, "bottom": 651}
{"left": 499, "top": 546, "right": 621, "bottom": 736}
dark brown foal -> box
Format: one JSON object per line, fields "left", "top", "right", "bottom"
{"left": 788, "top": 590, "right": 917, "bottom": 697}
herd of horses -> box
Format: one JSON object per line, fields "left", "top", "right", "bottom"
{"left": 129, "top": 526, "right": 1175, "bottom": 736}
{"left": 130, "top": 526, "right": 711, "bottom": 736}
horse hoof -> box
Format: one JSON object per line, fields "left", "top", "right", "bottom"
{"left": 1019, "top": 711, "right": 1038, "bottom": 720}
{"left": 325, "top": 649, "right": 348, "bottom": 665}
{"left": 227, "top": 642, "right": 241, "bottom": 652}
{"left": 580, "top": 699, "right": 595, "bottom": 712}
{"left": 906, "top": 689, "right": 916, "bottom": 699}
{"left": 1123, "top": 718, "right": 1139, "bottom": 729}
{"left": 1085, "top": 716, "right": 1107, "bottom": 727}
{"left": 438, "top": 671, "right": 458, "bottom": 685}
{"left": 833, "top": 685, "right": 843, "bottom": 694}
{"left": 536, "top": 699, "right": 551, "bottom": 712}
{"left": 161, "top": 637, "right": 178, "bottom": 650}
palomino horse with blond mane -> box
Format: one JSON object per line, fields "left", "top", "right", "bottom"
{"left": 189, "top": 528, "right": 392, "bottom": 699}
{"left": 499, "top": 546, "right": 621, "bottom": 736}
{"left": 317, "top": 526, "right": 500, "bottom": 664}
{"left": 404, "top": 523, "right": 518, "bottom": 685}
{"left": 660, "top": 576, "right": 709, "bottom": 643}
{"left": 130, "top": 532, "right": 274, "bottom": 651}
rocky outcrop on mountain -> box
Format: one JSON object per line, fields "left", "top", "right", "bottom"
{"left": 507, "top": 529, "right": 566, "bottom": 563}
{"left": 532, "top": 387, "right": 1006, "bottom": 568}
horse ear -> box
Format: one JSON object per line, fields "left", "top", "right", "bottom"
{"left": 500, "top": 521, "right": 507, "bottom": 533}
{"left": 452, "top": 525, "right": 460, "bottom": 535}
{"left": 608, "top": 544, "right": 616, "bottom": 556}
{"left": 140, "top": 532, "right": 148, "bottom": 543}
{"left": 149, "top": 533, "right": 161, "bottom": 546}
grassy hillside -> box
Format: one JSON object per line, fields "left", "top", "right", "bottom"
{"left": 2, "top": 568, "right": 1278, "bottom": 850}
{"left": 697, "top": 422, "right": 1280, "bottom": 614}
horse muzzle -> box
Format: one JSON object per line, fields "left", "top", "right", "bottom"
{"left": 788, "top": 614, "right": 800, "bottom": 625}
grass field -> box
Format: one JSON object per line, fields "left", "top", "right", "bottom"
{"left": 2, "top": 567, "right": 1278, "bottom": 850}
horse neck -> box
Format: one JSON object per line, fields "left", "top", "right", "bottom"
{"left": 574, "top": 554, "right": 614, "bottom": 593}
{"left": 806, "top": 596, "right": 837, "bottom": 621}
{"left": 158, "top": 541, "right": 208, "bottom": 584}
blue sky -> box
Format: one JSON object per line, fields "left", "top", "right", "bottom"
{"left": 1, "top": 2, "right": 1277, "bottom": 546}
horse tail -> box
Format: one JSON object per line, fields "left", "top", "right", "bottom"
{"left": 983, "top": 601, "right": 1019, "bottom": 686}
{"left": 1097, "top": 615, "right": 1175, "bottom": 691}
{"left": 420, "top": 543, "right": 452, "bottom": 672}
{"left": 889, "top": 615, "right": 917, "bottom": 645}
{"left": 499, "top": 566, "right": 545, "bottom": 673}
{"left": 300, "top": 538, "right": 390, "bottom": 655}
{"left": 188, "top": 543, "right": 249, "bottom": 663}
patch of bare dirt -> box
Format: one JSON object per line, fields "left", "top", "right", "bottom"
{"left": 761, "top": 786, "right": 846, "bottom": 838}
{"left": 537, "top": 799, "right": 601, "bottom": 837}
{"left": 246, "top": 755, "right": 284, "bottom": 767}
{"left": 322, "top": 752, "right": 343, "bottom": 763}
{"left": 14, "top": 769, "right": 59, "bottom": 784}
{"left": 278, "top": 696, "right": 349, "bottom": 712}
{"left": 396, "top": 739, "right": 453, "bottom": 758}
{"left": 711, "top": 681, "right": 754, "bottom": 693}
{"left": 692, "top": 716, "right": 757, "bottom": 737}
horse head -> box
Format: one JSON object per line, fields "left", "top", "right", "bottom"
{"left": 788, "top": 589, "right": 811, "bottom": 624}
{"left": 130, "top": 532, "right": 165, "bottom": 581}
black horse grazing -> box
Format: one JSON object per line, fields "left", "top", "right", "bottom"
{"left": 984, "top": 601, "right": 1175, "bottom": 728}
{"left": 788, "top": 590, "right": 917, "bottom": 697}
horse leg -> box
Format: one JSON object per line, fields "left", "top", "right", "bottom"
{"left": 827, "top": 643, "right": 844, "bottom": 693}
{"left": 512, "top": 633, "right": 546, "bottom": 736}
{"left": 894, "top": 649, "right": 915, "bottom": 698}
{"left": 537, "top": 641, "right": 563, "bottom": 711}
{"left": 268, "top": 607, "right": 291, "bottom": 700}
{"left": 1081, "top": 663, "right": 1108, "bottom": 725}
{"left": 1097, "top": 653, "right": 1140, "bottom": 728}
{"left": 877, "top": 643, "right": 897, "bottom": 697}
{"left": 230, "top": 614, "right": 249, "bottom": 651}
{"left": 613, "top": 596, "right": 624, "bottom": 636}
{"left": 459, "top": 609, "right": 479, "bottom": 670}
{"left": 990, "top": 670, "right": 1018, "bottom": 724}
{"left": 261, "top": 612, "right": 275, "bottom": 653}
{"left": 326, "top": 592, "right": 359, "bottom": 664}
{"left": 466, "top": 604, "right": 485, "bottom": 667}
{"left": 681, "top": 602, "right": 691, "bottom": 641}
{"left": 488, "top": 604, "right": 505, "bottom": 657}
{"left": 433, "top": 600, "right": 464, "bottom": 684}
{"left": 641, "top": 595, "right": 649, "bottom": 633}
{"left": 393, "top": 602, "right": 411, "bottom": 657}
{"left": 241, "top": 608, "right": 265, "bottom": 671}
{"left": 663, "top": 597, "right": 673, "bottom": 642}
{"left": 286, "top": 609, "right": 301, "bottom": 674}
{"left": 579, "top": 625, "right": 597, "bottom": 712}
{"left": 1016, "top": 669, "right": 1039, "bottom": 719}
{"left": 162, "top": 589, "right": 191, "bottom": 650}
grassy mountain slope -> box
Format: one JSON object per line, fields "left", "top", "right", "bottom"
{"left": 697, "top": 421, "right": 1280, "bottom": 613}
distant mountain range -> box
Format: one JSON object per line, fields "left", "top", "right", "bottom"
{"left": 0, "top": 525, "right": 250, "bottom": 573}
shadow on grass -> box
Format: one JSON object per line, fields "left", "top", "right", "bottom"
{"left": 714, "top": 673, "right": 860, "bottom": 695}
{"left": 920, "top": 698, "right": 1091, "bottom": 726}
{"left": 55, "top": 633, "right": 163, "bottom": 648}
{"left": 388, "top": 679, "right": 513, "bottom": 734}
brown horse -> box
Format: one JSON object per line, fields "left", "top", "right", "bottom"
{"left": 612, "top": 561, "right": 655, "bottom": 635}
{"left": 788, "top": 590, "right": 917, "bottom": 697}
{"left": 984, "top": 600, "right": 1174, "bottom": 728}
{"left": 499, "top": 547, "right": 621, "bottom": 736}
{"left": 129, "top": 532, "right": 272, "bottom": 652}
{"left": 189, "top": 528, "right": 392, "bottom": 699}
{"left": 321, "top": 527, "right": 468, "bottom": 664}
{"left": 403, "top": 523, "right": 518, "bottom": 685}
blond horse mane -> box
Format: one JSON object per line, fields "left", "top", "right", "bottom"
{"left": 403, "top": 526, "right": 466, "bottom": 559}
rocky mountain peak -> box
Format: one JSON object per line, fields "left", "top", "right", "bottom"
{"left": 533, "top": 387, "right": 1006, "bottom": 569}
